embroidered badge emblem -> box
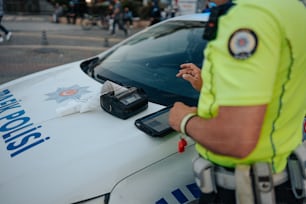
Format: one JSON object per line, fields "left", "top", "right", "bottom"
{"left": 228, "top": 29, "right": 258, "bottom": 60}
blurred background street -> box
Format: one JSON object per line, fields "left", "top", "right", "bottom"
{"left": 0, "top": 15, "right": 146, "bottom": 84}
{"left": 0, "top": 0, "right": 209, "bottom": 85}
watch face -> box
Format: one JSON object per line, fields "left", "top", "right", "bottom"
{"left": 120, "top": 93, "right": 141, "bottom": 105}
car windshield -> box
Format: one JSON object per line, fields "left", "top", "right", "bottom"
{"left": 92, "top": 20, "right": 208, "bottom": 106}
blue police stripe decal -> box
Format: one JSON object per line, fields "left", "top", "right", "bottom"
{"left": 156, "top": 198, "right": 168, "bottom": 204}
{"left": 186, "top": 183, "right": 201, "bottom": 198}
{"left": 156, "top": 183, "right": 201, "bottom": 204}
{"left": 172, "top": 189, "right": 188, "bottom": 203}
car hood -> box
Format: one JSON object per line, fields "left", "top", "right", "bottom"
{"left": 0, "top": 62, "right": 188, "bottom": 204}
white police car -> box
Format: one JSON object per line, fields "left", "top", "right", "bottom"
{"left": 0, "top": 13, "right": 209, "bottom": 204}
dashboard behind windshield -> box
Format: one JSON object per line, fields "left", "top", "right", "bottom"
{"left": 94, "top": 20, "right": 208, "bottom": 106}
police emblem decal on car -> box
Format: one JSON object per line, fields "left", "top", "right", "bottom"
{"left": 45, "top": 85, "right": 91, "bottom": 103}
{"left": 228, "top": 28, "right": 258, "bottom": 60}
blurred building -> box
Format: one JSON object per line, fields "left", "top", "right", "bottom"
{"left": 3, "top": 0, "right": 207, "bottom": 15}
{"left": 4, "top": 0, "right": 54, "bottom": 14}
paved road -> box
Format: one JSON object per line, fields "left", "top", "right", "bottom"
{"left": 0, "top": 15, "right": 146, "bottom": 84}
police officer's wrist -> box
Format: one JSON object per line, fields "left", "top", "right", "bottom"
{"left": 180, "top": 113, "right": 197, "bottom": 136}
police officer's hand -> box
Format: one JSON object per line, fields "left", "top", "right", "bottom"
{"left": 176, "top": 63, "right": 202, "bottom": 91}
{"left": 169, "top": 102, "right": 197, "bottom": 132}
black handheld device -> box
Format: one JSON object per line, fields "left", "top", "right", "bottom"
{"left": 100, "top": 87, "right": 148, "bottom": 119}
{"left": 134, "top": 106, "right": 174, "bottom": 137}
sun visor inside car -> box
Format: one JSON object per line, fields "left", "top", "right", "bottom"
{"left": 100, "top": 81, "right": 148, "bottom": 119}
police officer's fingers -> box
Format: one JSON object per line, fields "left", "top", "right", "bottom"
{"left": 180, "top": 63, "right": 194, "bottom": 73}
{"left": 180, "top": 63, "right": 192, "bottom": 69}
{"left": 169, "top": 102, "right": 194, "bottom": 131}
{"left": 174, "top": 102, "right": 197, "bottom": 113}
{"left": 176, "top": 67, "right": 194, "bottom": 77}
{"left": 176, "top": 69, "right": 188, "bottom": 77}
{"left": 168, "top": 102, "right": 197, "bottom": 131}
{"left": 193, "top": 67, "right": 201, "bottom": 76}
{"left": 169, "top": 102, "right": 183, "bottom": 131}
{"left": 176, "top": 68, "right": 197, "bottom": 78}
{"left": 182, "top": 73, "right": 202, "bottom": 91}
{"left": 182, "top": 73, "right": 198, "bottom": 84}
{"left": 179, "top": 64, "right": 201, "bottom": 77}
{"left": 180, "top": 63, "right": 200, "bottom": 71}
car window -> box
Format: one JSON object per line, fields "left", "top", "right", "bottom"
{"left": 93, "top": 20, "right": 208, "bottom": 106}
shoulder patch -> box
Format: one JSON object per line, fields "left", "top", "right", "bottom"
{"left": 228, "top": 29, "right": 258, "bottom": 60}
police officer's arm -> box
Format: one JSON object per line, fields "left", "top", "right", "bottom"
{"left": 169, "top": 102, "right": 266, "bottom": 158}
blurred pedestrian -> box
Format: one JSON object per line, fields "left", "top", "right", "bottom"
{"left": 0, "top": 0, "right": 12, "bottom": 43}
{"left": 76, "top": 0, "right": 88, "bottom": 20}
{"left": 106, "top": 4, "right": 114, "bottom": 33}
{"left": 66, "top": 1, "right": 77, "bottom": 24}
{"left": 113, "top": 0, "right": 121, "bottom": 10}
{"left": 52, "top": 3, "right": 64, "bottom": 23}
{"left": 123, "top": 6, "right": 133, "bottom": 29}
{"left": 111, "top": 0, "right": 128, "bottom": 37}
{"left": 150, "top": 1, "right": 161, "bottom": 26}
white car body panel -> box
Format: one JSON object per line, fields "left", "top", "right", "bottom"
{"left": 0, "top": 61, "right": 195, "bottom": 204}
{"left": 0, "top": 14, "right": 211, "bottom": 204}
{"left": 109, "top": 145, "right": 199, "bottom": 204}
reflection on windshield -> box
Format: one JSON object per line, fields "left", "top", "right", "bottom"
{"left": 94, "top": 20, "right": 208, "bottom": 106}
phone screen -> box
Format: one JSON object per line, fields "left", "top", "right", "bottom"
{"left": 141, "top": 109, "right": 170, "bottom": 132}
{"left": 135, "top": 107, "right": 173, "bottom": 137}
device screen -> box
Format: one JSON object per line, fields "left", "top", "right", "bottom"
{"left": 141, "top": 110, "right": 170, "bottom": 132}
{"left": 135, "top": 107, "right": 173, "bottom": 137}
{"left": 120, "top": 93, "right": 141, "bottom": 105}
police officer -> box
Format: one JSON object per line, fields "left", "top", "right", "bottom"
{"left": 169, "top": 0, "right": 306, "bottom": 203}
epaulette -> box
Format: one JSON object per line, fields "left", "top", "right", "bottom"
{"left": 203, "top": 2, "right": 235, "bottom": 41}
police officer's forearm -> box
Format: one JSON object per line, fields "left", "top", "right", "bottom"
{"left": 185, "top": 105, "right": 267, "bottom": 158}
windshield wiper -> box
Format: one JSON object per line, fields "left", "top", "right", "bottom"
{"left": 80, "top": 57, "right": 99, "bottom": 78}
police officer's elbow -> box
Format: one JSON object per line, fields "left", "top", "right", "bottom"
{"left": 233, "top": 142, "right": 257, "bottom": 159}
{"left": 234, "top": 149, "right": 253, "bottom": 159}
{"left": 230, "top": 129, "right": 260, "bottom": 158}
{"left": 215, "top": 140, "right": 256, "bottom": 159}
